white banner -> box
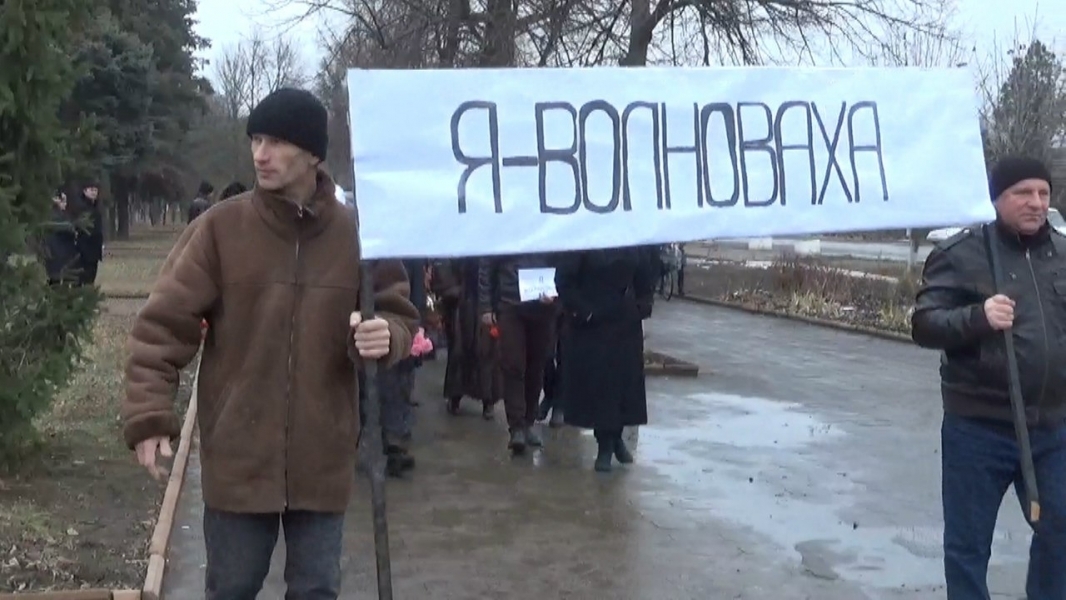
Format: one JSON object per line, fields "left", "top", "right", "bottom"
{"left": 347, "top": 66, "right": 993, "bottom": 259}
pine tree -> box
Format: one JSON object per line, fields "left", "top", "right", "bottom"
{"left": 0, "top": 0, "right": 101, "bottom": 465}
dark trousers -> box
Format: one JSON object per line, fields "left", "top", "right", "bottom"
{"left": 78, "top": 259, "right": 99, "bottom": 286}
{"left": 594, "top": 428, "right": 622, "bottom": 443}
{"left": 358, "top": 359, "right": 418, "bottom": 449}
{"left": 497, "top": 305, "right": 554, "bottom": 429}
{"left": 942, "top": 414, "right": 1066, "bottom": 600}
{"left": 204, "top": 507, "right": 344, "bottom": 600}
{"left": 380, "top": 357, "right": 418, "bottom": 449}
{"left": 541, "top": 319, "right": 563, "bottom": 410}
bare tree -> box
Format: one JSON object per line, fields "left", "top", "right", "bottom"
{"left": 309, "top": 0, "right": 962, "bottom": 189}
{"left": 298, "top": 0, "right": 959, "bottom": 71}
{"left": 866, "top": 23, "right": 971, "bottom": 68}
{"left": 214, "top": 29, "right": 311, "bottom": 118}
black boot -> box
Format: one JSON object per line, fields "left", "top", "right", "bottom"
{"left": 613, "top": 436, "right": 634, "bottom": 464}
{"left": 594, "top": 440, "right": 613, "bottom": 472}
{"left": 508, "top": 428, "right": 528, "bottom": 455}
{"left": 482, "top": 401, "right": 495, "bottom": 420}
{"left": 385, "top": 446, "right": 415, "bottom": 478}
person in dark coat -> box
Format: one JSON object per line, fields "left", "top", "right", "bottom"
{"left": 431, "top": 258, "right": 501, "bottom": 420}
{"left": 188, "top": 181, "right": 213, "bottom": 223}
{"left": 71, "top": 181, "right": 104, "bottom": 286}
{"left": 42, "top": 189, "right": 79, "bottom": 285}
{"left": 555, "top": 246, "right": 656, "bottom": 472}
{"left": 478, "top": 253, "right": 558, "bottom": 454}
{"left": 218, "top": 181, "right": 247, "bottom": 201}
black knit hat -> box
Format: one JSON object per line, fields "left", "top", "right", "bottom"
{"left": 246, "top": 88, "right": 329, "bottom": 161}
{"left": 989, "top": 155, "right": 1053, "bottom": 201}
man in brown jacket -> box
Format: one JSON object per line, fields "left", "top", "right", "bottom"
{"left": 120, "top": 88, "right": 419, "bottom": 599}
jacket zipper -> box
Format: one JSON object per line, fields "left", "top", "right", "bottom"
{"left": 1024, "top": 248, "right": 1049, "bottom": 419}
{"left": 283, "top": 205, "right": 306, "bottom": 508}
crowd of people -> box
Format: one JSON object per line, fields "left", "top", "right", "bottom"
{"left": 112, "top": 87, "right": 673, "bottom": 598}
{"left": 106, "top": 85, "right": 1066, "bottom": 600}
{"left": 38, "top": 177, "right": 250, "bottom": 287}
{"left": 411, "top": 245, "right": 660, "bottom": 472}
{"left": 41, "top": 181, "right": 105, "bottom": 286}
{"left": 175, "top": 188, "right": 668, "bottom": 478}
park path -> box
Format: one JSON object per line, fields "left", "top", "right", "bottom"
{"left": 162, "top": 300, "right": 1033, "bottom": 599}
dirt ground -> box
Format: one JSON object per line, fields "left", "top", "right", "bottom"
{"left": 96, "top": 226, "right": 181, "bottom": 297}
{"left": 0, "top": 225, "right": 192, "bottom": 593}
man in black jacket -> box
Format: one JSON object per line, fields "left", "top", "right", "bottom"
{"left": 71, "top": 181, "right": 104, "bottom": 286}
{"left": 187, "top": 181, "right": 213, "bottom": 223}
{"left": 912, "top": 155, "right": 1066, "bottom": 600}
{"left": 43, "top": 188, "right": 79, "bottom": 285}
{"left": 479, "top": 253, "right": 558, "bottom": 454}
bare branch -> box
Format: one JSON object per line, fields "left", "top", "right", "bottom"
{"left": 211, "top": 28, "right": 310, "bottom": 117}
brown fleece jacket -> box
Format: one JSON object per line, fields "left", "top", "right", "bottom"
{"left": 121, "top": 172, "right": 419, "bottom": 514}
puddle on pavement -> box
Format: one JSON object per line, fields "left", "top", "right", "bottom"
{"left": 629, "top": 390, "right": 1029, "bottom": 594}
{"left": 685, "top": 392, "right": 842, "bottom": 448}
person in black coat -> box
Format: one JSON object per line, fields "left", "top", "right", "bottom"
{"left": 432, "top": 258, "right": 502, "bottom": 420}
{"left": 555, "top": 246, "right": 656, "bottom": 472}
{"left": 42, "top": 189, "right": 79, "bottom": 285}
{"left": 188, "top": 181, "right": 213, "bottom": 223}
{"left": 218, "top": 181, "right": 247, "bottom": 201}
{"left": 71, "top": 181, "right": 104, "bottom": 286}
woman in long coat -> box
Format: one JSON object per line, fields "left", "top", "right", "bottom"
{"left": 431, "top": 258, "right": 501, "bottom": 419}
{"left": 555, "top": 246, "right": 656, "bottom": 472}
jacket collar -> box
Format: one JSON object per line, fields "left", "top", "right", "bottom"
{"left": 993, "top": 217, "right": 1052, "bottom": 250}
{"left": 252, "top": 170, "right": 340, "bottom": 241}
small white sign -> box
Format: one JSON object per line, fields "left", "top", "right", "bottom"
{"left": 518, "top": 268, "right": 557, "bottom": 302}
{"left": 348, "top": 66, "right": 993, "bottom": 259}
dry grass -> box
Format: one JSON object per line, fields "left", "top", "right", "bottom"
{"left": 96, "top": 225, "right": 181, "bottom": 297}
{"left": 1, "top": 225, "right": 195, "bottom": 592}
{"left": 684, "top": 254, "right": 919, "bottom": 335}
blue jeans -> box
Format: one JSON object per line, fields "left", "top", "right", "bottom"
{"left": 942, "top": 413, "right": 1066, "bottom": 600}
{"left": 204, "top": 508, "right": 345, "bottom": 600}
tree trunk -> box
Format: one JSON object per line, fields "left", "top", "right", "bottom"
{"left": 110, "top": 173, "right": 131, "bottom": 240}
{"left": 621, "top": 0, "right": 654, "bottom": 66}
{"left": 480, "top": 0, "right": 517, "bottom": 67}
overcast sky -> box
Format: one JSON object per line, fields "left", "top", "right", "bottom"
{"left": 192, "top": 0, "right": 1065, "bottom": 84}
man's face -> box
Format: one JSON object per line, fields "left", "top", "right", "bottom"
{"left": 54, "top": 193, "right": 66, "bottom": 210}
{"left": 995, "top": 178, "right": 1052, "bottom": 236}
{"left": 250, "top": 135, "right": 318, "bottom": 191}
{"left": 83, "top": 186, "right": 99, "bottom": 201}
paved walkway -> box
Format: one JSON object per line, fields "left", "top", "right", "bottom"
{"left": 162, "top": 301, "right": 1033, "bottom": 599}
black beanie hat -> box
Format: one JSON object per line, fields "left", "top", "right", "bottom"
{"left": 246, "top": 88, "right": 329, "bottom": 161}
{"left": 989, "top": 155, "right": 1053, "bottom": 201}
